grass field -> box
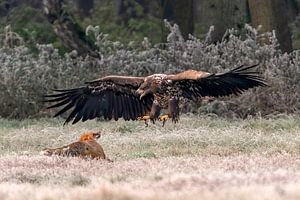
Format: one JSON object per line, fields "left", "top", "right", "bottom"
{"left": 0, "top": 115, "right": 300, "bottom": 200}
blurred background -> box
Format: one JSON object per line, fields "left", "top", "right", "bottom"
{"left": 1, "top": 0, "right": 300, "bottom": 53}
{"left": 0, "top": 0, "right": 299, "bottom": 119}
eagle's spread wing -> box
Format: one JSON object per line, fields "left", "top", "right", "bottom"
{"left": 169, "top": 64, "right": 267, "bottom": 100}
{"left": 44, "top": 76, "right": 153, "bottom": 124}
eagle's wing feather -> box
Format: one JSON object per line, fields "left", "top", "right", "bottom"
{"left": 44, "top": 76, "right": 153, "bottom": 124}
{"left": 170, "top": 64, "right": 267, "bottom": 100}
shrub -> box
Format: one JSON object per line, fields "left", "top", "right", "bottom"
{"left": 0, "top": 21, "right": 299, "bottom": 119}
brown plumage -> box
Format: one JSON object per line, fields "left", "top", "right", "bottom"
{"left": 45, "top": 64, "right": 267, "bottom": 124}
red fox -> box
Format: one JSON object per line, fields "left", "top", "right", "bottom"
{"left": 41, "top": 131, "right": 106, "bottom": 159}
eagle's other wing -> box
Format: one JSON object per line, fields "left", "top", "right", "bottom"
{"left": 168, "top": 64, "right": 267, "bottom": 100}
{"left": 44, "top": 76, "right": 153, "bottom": 124}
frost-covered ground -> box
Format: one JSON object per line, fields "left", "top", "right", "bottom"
{"left": 0, "top": 115, "right": 300, "bottom": 200}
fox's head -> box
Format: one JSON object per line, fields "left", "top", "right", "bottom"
{"left": 79, "top": 131, "right": 101, "bottom": 141}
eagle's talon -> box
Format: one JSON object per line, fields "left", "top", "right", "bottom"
{"left": 159, "top": 115, "right": 169, "bottom": 121}
{"left": 137, "top": 115, "right": 151, "bottom": 127}
{"left": 151, "top": 119, "right": 156, "bottom": 124}
{"left": 159, "top": 115, "right": 169, "bottom": 126}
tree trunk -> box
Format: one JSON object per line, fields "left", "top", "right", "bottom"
{"left": 286, "top": 0, "right": 298, "bottom": 22}
{"left": 173, "top": 0, "right": 194, "bottom": 39}
{"left": 116, "top": 0, "right": 148, "bottom": 24}
{"left": 194, "top": 0, "right": 248, "bottom": 42}
{"left": 42, "top": 0, "right": 98, "bottom": 57}
{"left": 248, "top": 0, "right": 293, "bottom": 52}
{"left": 76, "top": 0, "right": 93, "bottom": 17}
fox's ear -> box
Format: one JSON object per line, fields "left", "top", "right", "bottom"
{"left": 93, "top": 132, "right": 101, "bottom": 139}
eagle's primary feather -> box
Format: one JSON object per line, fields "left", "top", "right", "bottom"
{"left": 45, "top": 64, "right": 267, "bottom": 124}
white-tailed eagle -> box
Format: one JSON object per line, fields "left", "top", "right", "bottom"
{"left": 45, "top": 64, "right": 267, "bottom": 125}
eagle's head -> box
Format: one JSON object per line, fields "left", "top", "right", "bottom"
{"left": 136, "top": 74, "right": 167, "bottom": 99}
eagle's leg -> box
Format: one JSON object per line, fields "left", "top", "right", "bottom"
{"left": 167, "top": 98, "right": 180, "bottom": 123}
{"left": 137, "top": 115, "right": 150, "bottom": 126}
{"left": 137, "top": 101, "right": 161, "bottom": 126}
{"left": 157, "top": 98, "right": 180, "bottom": 126}
{"left": 149, "top": 101, "right": 162, "bottom": 124}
